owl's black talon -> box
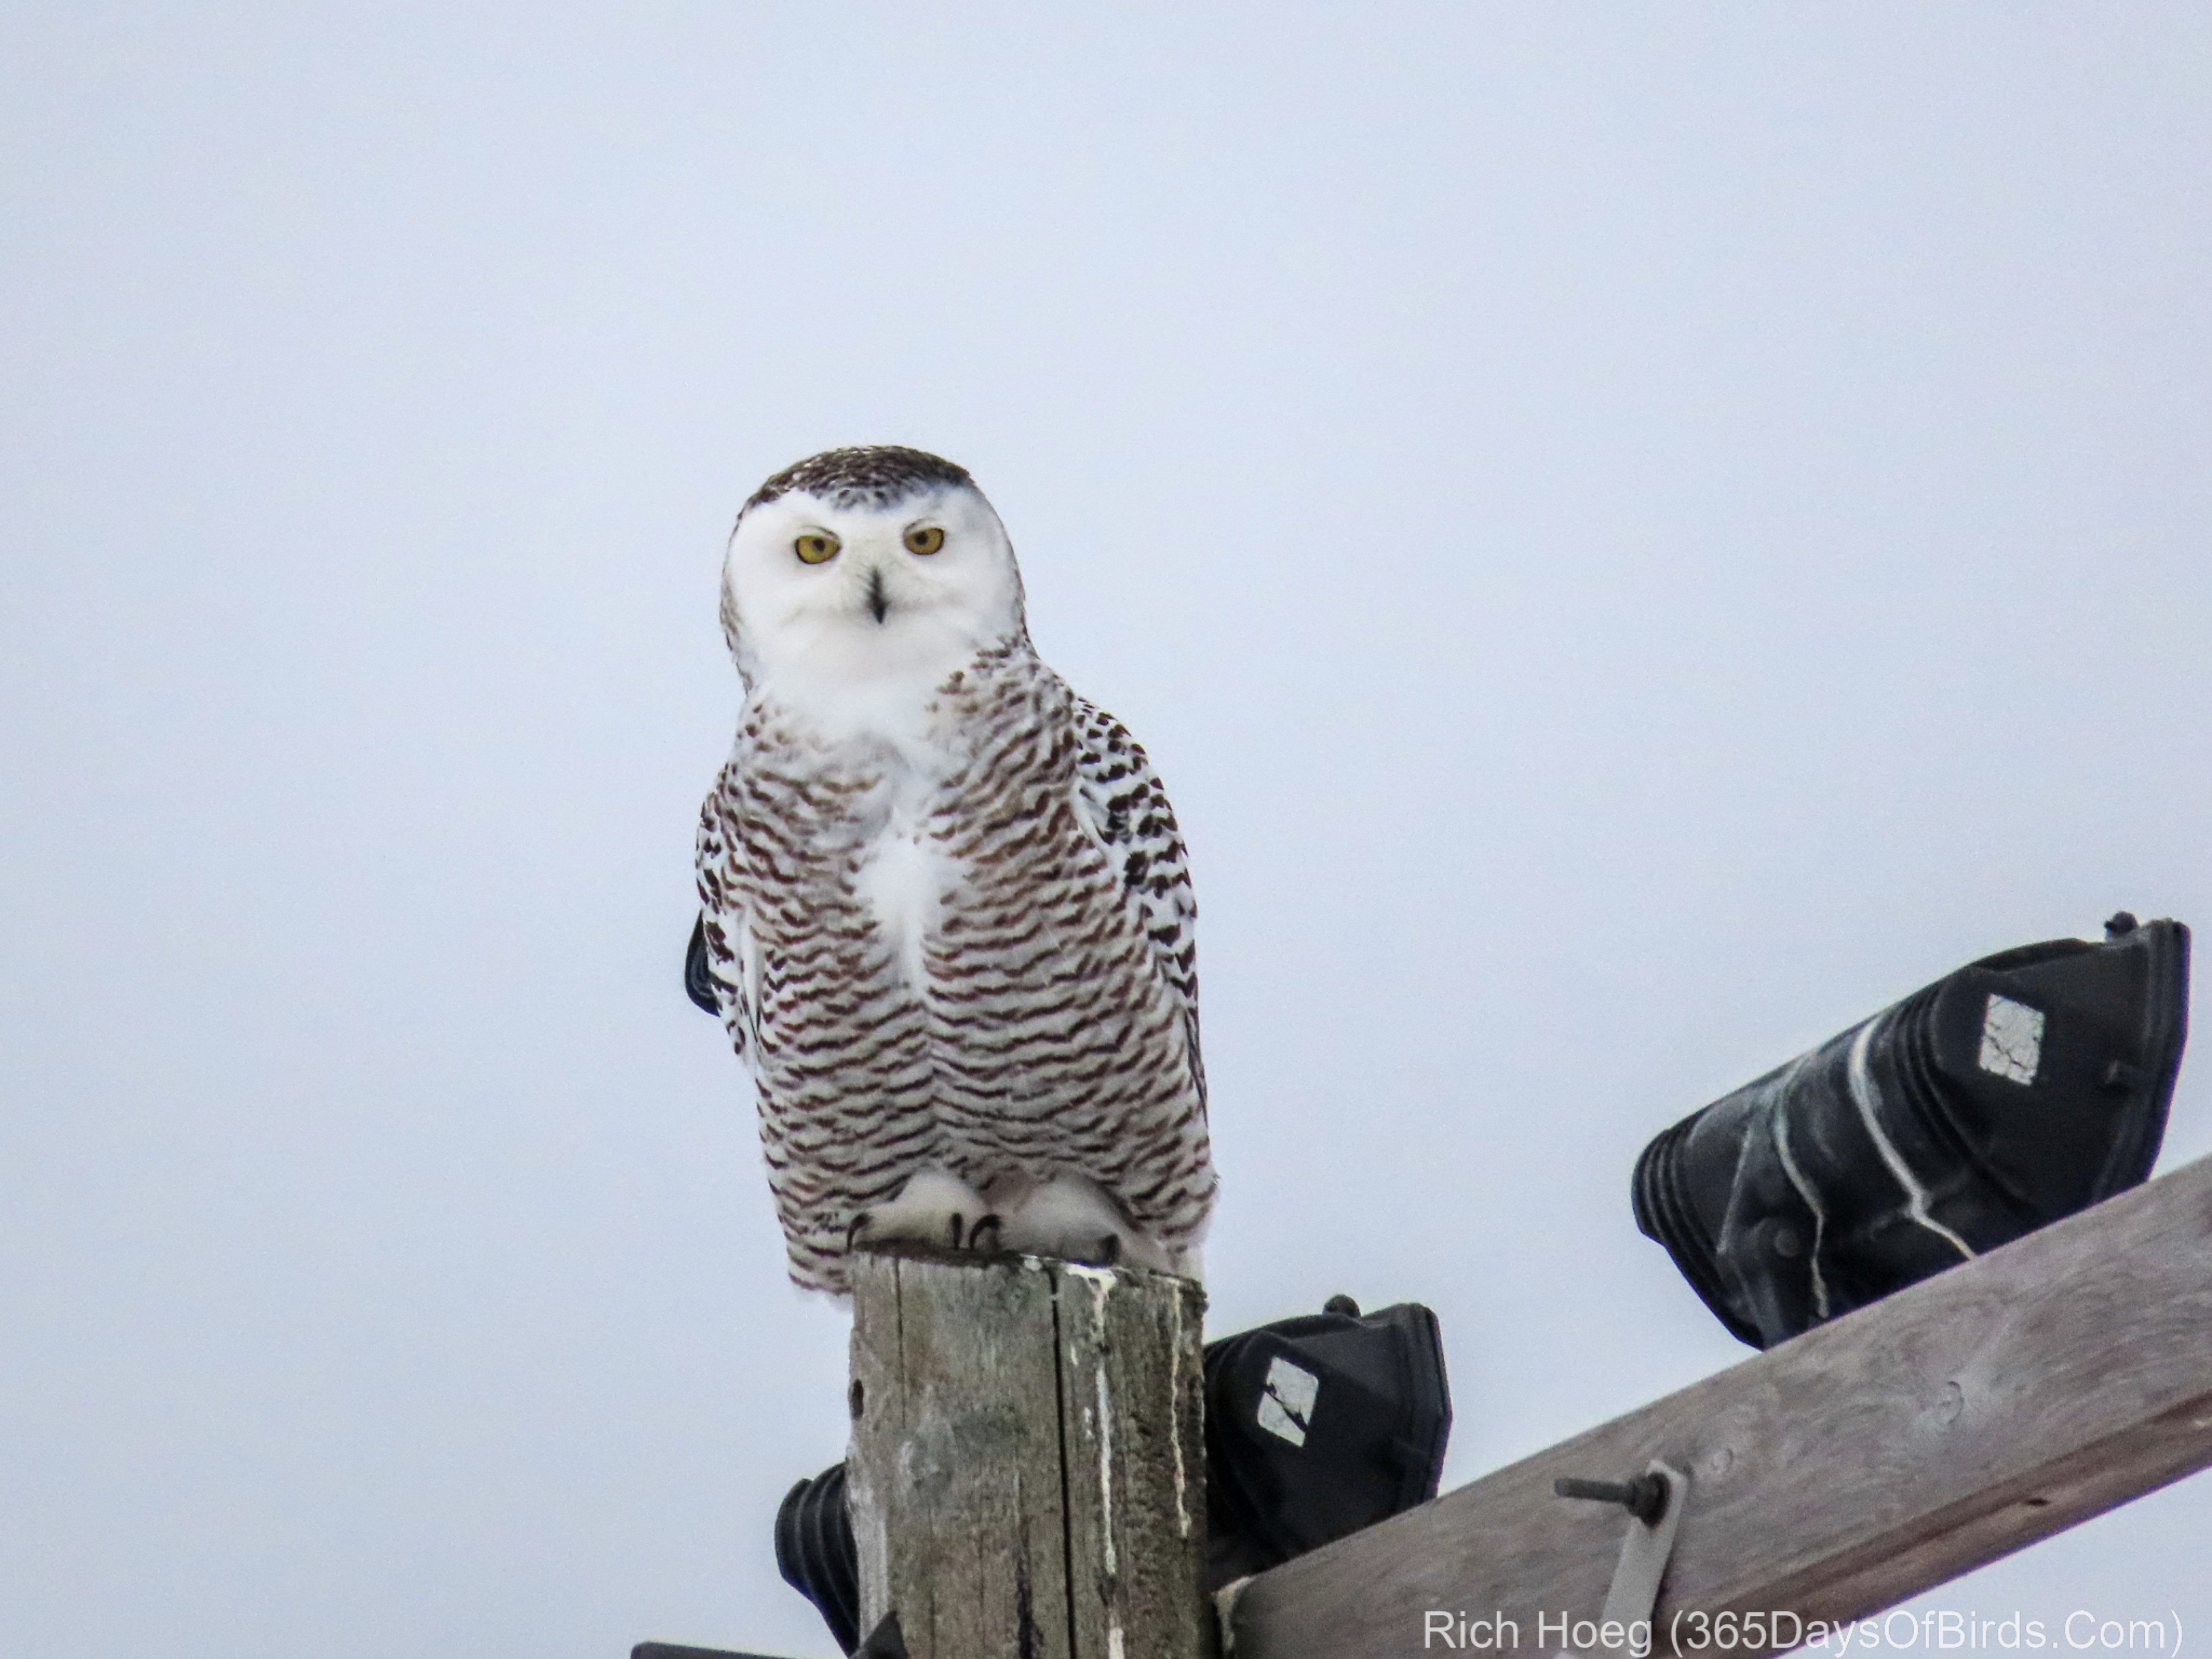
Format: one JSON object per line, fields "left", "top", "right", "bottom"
{"left": 1094, "top": 1233, "right": 1123, "bottom": 1266}
{"left": 947, "top": 1214, "right": 964, "bottom": 1250}
{"left": 972, "top": 1214, "right": 1004, "bottom": 1252}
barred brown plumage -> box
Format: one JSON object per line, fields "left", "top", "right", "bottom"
{"left": 693, "top": 448, "right": 1214, "bottom": 1294}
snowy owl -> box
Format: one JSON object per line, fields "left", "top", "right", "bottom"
{"left": 690, "top": 446, "right": 1215, "bottom": 1295}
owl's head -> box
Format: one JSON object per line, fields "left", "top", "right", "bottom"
{"left": 721, "top": 446, "right": 1027, "bottom": 694}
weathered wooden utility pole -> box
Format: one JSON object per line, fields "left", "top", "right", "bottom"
{"left": 637, "top": 1153, "right": 2212, "bottom": 1659}
{"left": 845, "top": 1247, "right": 1211, "bottom": 1659}
{"left": 1224, "top": 1150, "right": 2212, "bottom": 1659}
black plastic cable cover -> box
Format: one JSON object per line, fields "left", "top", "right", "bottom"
{"left": 1633, "top": 917, "right": 2190, "bottom": 1348}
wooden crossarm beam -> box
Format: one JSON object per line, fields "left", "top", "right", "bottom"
{"left": 1228, "top": 1152, "right": 2212, "bottom": 1659}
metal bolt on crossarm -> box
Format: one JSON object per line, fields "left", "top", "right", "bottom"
{"left": 1553, "top": 1473, "right": 1670, "bottom": 1525}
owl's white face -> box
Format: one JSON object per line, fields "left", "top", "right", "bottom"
{"left": 722, "top": 480, "right": 1026, "bottom": 708}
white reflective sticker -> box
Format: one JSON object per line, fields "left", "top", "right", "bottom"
{"left": 1978, "top": 993, "right": 2045, "bottom": 1086}
{"left": 1256, "top": 1356, "right": 1319, "bottom": 1447}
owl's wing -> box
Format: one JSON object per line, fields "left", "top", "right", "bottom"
{"left": 1069, "top": 696, "right": 1204, "bottom": 1107}
{"left": 691, "top": 768, "right": 759, "bottom": 1062}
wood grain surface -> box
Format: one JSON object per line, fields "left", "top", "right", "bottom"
{"left": 848, "top": 1249, "right": 1210, "bottom": 1659}
{"left": 1229, "top": 1153, "right": 2212, "bottom": 1659}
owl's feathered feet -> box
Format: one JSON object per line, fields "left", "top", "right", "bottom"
{"left": 846, "top": 1169, "right": 1184, "bottom": 1276}
{"left": 988, "top": 1173, "right": 1177, "bottom": 1274}
{"left": 847, "top": 1168, "right": 1004, "bottom": 1255}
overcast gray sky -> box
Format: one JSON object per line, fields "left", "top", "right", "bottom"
{"left": 4, "top": 6, "right": 2209, "bottom": 1656}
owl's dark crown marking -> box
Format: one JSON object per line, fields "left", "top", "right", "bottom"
{"left": 746, "top": 445, "right": 974, "bottom": 512}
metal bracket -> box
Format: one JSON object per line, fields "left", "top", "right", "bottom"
{"left": 1553, "top": 1458, "right": 1690, "bottom": 1647}
{"left": 1601, "top": 1460, "right": 1688, "bottom": 1630}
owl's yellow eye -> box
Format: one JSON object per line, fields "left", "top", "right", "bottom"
{"left": 793, "top": 532, "right": 841, "bottom": 565}
{"left": 903, "top": 525, "right": 946, "bottom": 556}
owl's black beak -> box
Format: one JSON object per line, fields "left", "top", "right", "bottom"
{"left": 866, "top": 568, "right": 889, "bottom": 624}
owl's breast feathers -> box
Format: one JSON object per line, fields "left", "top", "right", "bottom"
{"left": 694, "top": 639, "right": 1215, "bottom": 1292}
